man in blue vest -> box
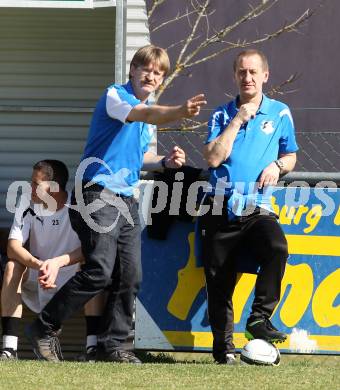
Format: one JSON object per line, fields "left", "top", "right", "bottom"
{"left": 201, "top": 49, "right": 298, "bottom": 364}
{"left": 25, "top": 45, "right": 206, "bottom": 363}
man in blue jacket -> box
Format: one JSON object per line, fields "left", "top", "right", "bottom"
{"left": 201, "top": 49, "right": 298, "bottom": 364}
{"left": 26, "top": 45, "right": 206, "bottom": 363}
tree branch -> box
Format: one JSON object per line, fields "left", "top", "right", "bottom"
{"left": 266, "top": 73, "right": 300, "bottom": 96}
{"left": 182, "top": 0, "right": 279, "bottom": 65}
{"left": 150, "top": 0, "right": 323, "bottom": 109}
{"left": 177, "top": 0, "right": 210, "bottom": 65}
{"left": 148, "top": 0, "right": 166, "bottom": 19}
{"left": 154, "top": 0, "right": 279, "bottom": 101}
{"left": 159, "top": 73, "right": 301, "bottom": 131}
{"left": 154, "top": 0, "right": 210, "bottom": 101}
{"left": 185, "top": 8, "right": 313, "bottom": 68}
{"left": 158, "top": 120, "right": 208, "bottom": 132}
{"left": 166, "top": 35, "right": 201, "bottom": 51}
{"left": 150, "top": 8, "right": 197, "bottom": 33}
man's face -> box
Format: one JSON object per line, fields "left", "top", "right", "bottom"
{"left": 31, "top": 169, "right": 50, "bottom": 204}
{"left": 234, "top": 54, "right": 269, "bottom": 100}
{"left": 130, "top": 62, "right": 165, "bottom": 101}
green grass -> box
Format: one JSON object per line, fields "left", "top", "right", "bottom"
{"left": 0, "top": 353, "right": 339, "bottom": 390}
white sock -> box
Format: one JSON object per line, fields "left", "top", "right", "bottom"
{"left": 3, "top": 335, "right": 18, "bottom": 351}
{"left": 86, "top": 335, "right": 97, "bottom": 349}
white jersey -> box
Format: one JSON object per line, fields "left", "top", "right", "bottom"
{"left": 9, "top": 192, "right": 80, "bottom": 313}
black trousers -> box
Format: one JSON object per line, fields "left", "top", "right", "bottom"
{"left": 38, "top": 184, "right": 142, "bottom": 352}
{"left": 199, "top": 196, "right": 288, "bottom": 355}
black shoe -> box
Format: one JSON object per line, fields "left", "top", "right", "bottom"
{"left": 96, "top": 349, "right": 142, "bottom": 364}
{"left": 24, "top": 323, "right": 63, "bottom": 362}
{"left": 75, "top": 346, "right": 97, "bottom": 362}
{"left": 0, "top": 348, "right": 18, "bottom": 361}
{"left": 245, "top": 318, "right": 287, "bottom": 343}
{"left": 214, "top": 352, "right": 237, "bottom": 365}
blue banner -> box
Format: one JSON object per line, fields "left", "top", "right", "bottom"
{"left": 136, "top": 187, "right": 340, "bottom": 354}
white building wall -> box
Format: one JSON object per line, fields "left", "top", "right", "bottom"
{"left": 0, "top": 2, "right": 152, "bottom": 228}
{"left": 0, "top": 7, "right": 116, "bottom": 227}
{"left": 126, "top": 0, "right": 156, "bottom": 154}
{"left": 126, "top": 0, "right": 150, "bottom": 81}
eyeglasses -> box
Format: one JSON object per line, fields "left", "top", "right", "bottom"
{"left": 138, "top": 67, "right": 164, "bottom": 79}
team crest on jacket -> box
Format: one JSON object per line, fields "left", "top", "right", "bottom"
{"left": 260, "top": 120, "right": 275, "bottom": 134}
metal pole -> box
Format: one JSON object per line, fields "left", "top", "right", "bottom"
{"left": 281, "top": 172, "right": 340, "bottom": 187}
{"left": 115, "top": 0, "right": 126, "bottom": 84}
{"left": 140, "top": 171, "right": 340, "bottom": 187}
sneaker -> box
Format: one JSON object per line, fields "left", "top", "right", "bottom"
{"left": 245, "top": 318, "right": 287, "bottom": 343}
{"left": 0, "top": 348, "right": 18, "bottom": 360}
{"left": 214, "top": 352, "right": 237, "bottom": 365}
{"left": 75, "top": 346, "right": 97, "bottom": 362}
{"left": 24, "top": 323, "right": 63, "bottom": 362}
{"left": 96, "top": 349, "right": 142, "bottom": 364}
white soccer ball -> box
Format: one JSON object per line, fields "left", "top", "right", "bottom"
{"left": 240, "top": 339, "right": 281, "bottom": 366}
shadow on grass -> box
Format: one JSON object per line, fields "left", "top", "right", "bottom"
{"left": 135, "top": 351, "right": 212, "bottom": 364}
{"left": 135, "top": 351, "right": 177, "bottom": 364}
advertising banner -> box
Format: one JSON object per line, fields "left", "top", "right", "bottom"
{"left": 136, "top": 186, "right": 340, "bottom": 354}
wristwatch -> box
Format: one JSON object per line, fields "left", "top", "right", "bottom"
{"left": 274, "top": 159, "right": 284, "bottom": 173}
{"left": 161, "top": 157, "right": 167, "bottom": 169}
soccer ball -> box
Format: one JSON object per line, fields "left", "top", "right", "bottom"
{"left": 240, "top": 339, "right": 281, "bottom": 366}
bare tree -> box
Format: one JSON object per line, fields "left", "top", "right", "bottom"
{"left": 147, "top": 0, "right": 325, "bottom": 131}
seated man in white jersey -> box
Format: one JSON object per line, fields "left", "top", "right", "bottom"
{"left": 0, "top": 160, "right": 103, "bottom": 360}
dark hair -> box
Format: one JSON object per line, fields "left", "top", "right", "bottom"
{"left": 33, "top": 160, "right": 69, "bottom": 191}
{"left": 233, "top": 49, "right": 269, "bottom": 72}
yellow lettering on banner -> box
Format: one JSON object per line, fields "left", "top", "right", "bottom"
{"left": 167, "top": 232, "right": 340, "bottom": 332}
{"left": 273, "top": 263, "right": 314, "bottom": 327}
{"left": 287, "top": 235, "right": 340, "bottom": 256}
{"left": 312, "top": 269, "right": 340, "bottom": 327}
{"left": 167, "top": 233, "right": 205, "bottom": 320}
{"left": 271, "top": 197, "right": 323, "bottom": 233}
{"left": 167, "top": 233, "right": 257, "bottom": 322}
{"left": 163, "top": 331, "right": 340, "bottom": 351}
{"left": 271, "top": 197, "right": 280, "bottom": 215}
{"left": 304, "top": 205, "right": 323, "bottom": 233}
{"left": 293, "top": 205, "right": 309, "bottom": 224}
{"left": 279, "top": 206, "right": 295, "bottom": 225}
{"left": 232, "top": 273, "right": 256, "bottom": 324}
{"left": 334, "top": 206, "right": 340, "bottom": 225}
